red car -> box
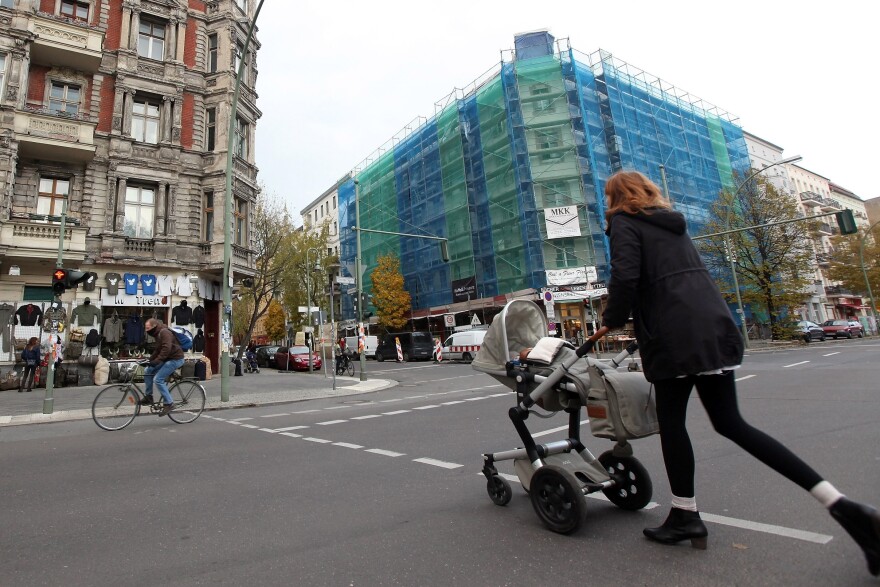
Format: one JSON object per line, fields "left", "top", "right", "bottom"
{"left": 821, "top": 319, "right": 863, "bottom": 339}
{"left": 275, "top": 346, "right": 323, "bottom": 371}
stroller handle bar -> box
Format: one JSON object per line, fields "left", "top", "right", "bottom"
{"left": 576, "top": 326, "right": 639, "bottom": 366}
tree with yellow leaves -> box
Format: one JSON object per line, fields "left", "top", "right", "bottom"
{"left": 371, "top": 254, "right": 411, "bottom": 331}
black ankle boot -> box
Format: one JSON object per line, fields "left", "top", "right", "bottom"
{"left": 644, "top": 507, "right": 708, "bottom": 549}
{"left": 830, "top": 497, "right": 880, "bottom": 576}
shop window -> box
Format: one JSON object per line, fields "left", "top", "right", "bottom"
{"left": 138, "top": 18, "right": 166, "bottom": 61}
{"left": 132, "top": 98, "right": 160, "bottom": 144}
{"left": 205, "top": 107, "right": 216, "bottom": 151}
{"left": 123, "top": 184, "right": 155, "bottom": 239}
{"left": 60, "top": 0, "right": 89, "bottom": 21}
{"left": 203, "top": 191, "right": 214, "bottom": 242}
{"left": 234, "top": 116, "right": 248, "bottom": 158}
{"left": 49, "top": 81, "right": 80, "bottom": 116}
{"left": 207, "top": 33, "right": 218, "bottom": 73}
{"left": 234, "top": 198, "right": 247, "bottom": 246}
{"left": 37, "top": 177, "right": 70, "bottom": 216}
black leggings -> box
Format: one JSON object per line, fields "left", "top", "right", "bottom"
{"left": 654, "top": 371, "right": 823, "bottom": 498}
{"left": 20, "top": 365, "right": 36, "bottom": 390}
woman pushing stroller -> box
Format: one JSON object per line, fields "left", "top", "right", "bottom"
{"left": 600, "top": 170, "right": 879, "bottom": 575}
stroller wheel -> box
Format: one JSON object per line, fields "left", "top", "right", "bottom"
{"left": 486, "top": 476, "right": 512, "bottom": 506}
{"left": 598, "top": 451, "right": 653, "bottom": 511}
{"left": 529, "top": 465, "right": 586, "bottom": 534}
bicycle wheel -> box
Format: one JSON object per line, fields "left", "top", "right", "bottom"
{"left": 345, "top": 360, "right": 354, "bottom": 377}
{"left": 92, "top": 384, "right": 140, "bottom": 431}
{"left": 167, "top": 380, "right": 206, "bottom": 424}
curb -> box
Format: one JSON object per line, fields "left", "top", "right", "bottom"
{"left": 0, "top": 379, "right": 398, "bottom": 428}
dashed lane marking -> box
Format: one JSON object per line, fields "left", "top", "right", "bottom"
{"left": 258, "top": 428, "right": 279, "bottom": 433}
{"left": 365, "top": 448, "right": 405, "bottom": 457}
{"left": 413, "top": 458, "right": 463, "bottom": 469}
{"left": 823, "top": 352, "right": 841, "bottom": 357}
{"left": 302, "top": 437, "right": 333, "bottom": 444}
{"left": 333, "top": 442, "right": 364, "bottom": 449}
{"left": 316, "top": 420, "right": 348, "bottom": 425}
{"left": 259, "top": 413, "right": 291, "bottom": 418}
{"left": 291, "top": 409, "right": 320, "bottom": 414}
{"left": 274, "top": 425, "right": 309, "bottom": 432}
{"left": 735, "top": 374, "right": 756, "bottom": 382}
{"left": 279, "top": 432, "right": 301, "bottom": 438}
{"left": 783, "top": 361, "right": 810, "bottom": 368}
{"left": 442, "top": 401, "right": 466, "bottom": 405}
{"left": 240, "top": 424, "right": 258, "bottom": 429}
{"left": 229, "top": 417, "right": 254, "bottom": 422}
{"left": 700, "top": 512, "right": 832, "bottom": 544}
{"left": 382, "top": 410, "right": 410, "bottom": 415}
{"left": 413, "top": 405, "right": 441, "bottom": 410}
{"left": 351, "top": 414, "right": 381, "bottom": 420}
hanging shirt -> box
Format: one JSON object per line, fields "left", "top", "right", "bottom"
{"left": 105, "top": 273, "right": 122, "bottom": 295}
{"left": 177, "top": 274, "right": 194, "bottom": 297}
{"left": 157, "top": 275, "right": 175, "bottom": 296}
{"left": 70, "top": 303, "right": 102, "bottom": 327}
{"left": 81, "top": 272, "right": 99, "bottom": 291}
{"left": 140, "top": 274, "right": 157, "bottom": 296}
{"left": 123, "top": 273, "right": 138, "bottom": 295}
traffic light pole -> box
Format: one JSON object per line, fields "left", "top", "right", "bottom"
{"left": 43, "top": 200, "right": 69, "bottom": 414}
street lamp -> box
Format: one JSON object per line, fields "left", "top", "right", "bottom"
{"left": 859, "top": 220, "right": 880, "bottom": 335}
{"left": 306, "top": 247, "right": 321, "bottom": 373}
{"left": 327, "top": 262, "right": 341, "bottom": 390}
{"left": 354, "top": 178, "right": 367, "bottom": 381}
{"left": 726, "top": 154, "right": 803, "bottom": 348}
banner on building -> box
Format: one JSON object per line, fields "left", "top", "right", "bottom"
{"left": 546, "top": 266, "right": 597, "bottom": 286}
{"left": 544, "top": 206, "right": 581, "bottom": 239}
{"left": 452, "top": 276, "right": 477, "bottom": 303}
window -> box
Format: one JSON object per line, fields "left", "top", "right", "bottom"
{"left": 37, "top": 177, "right": 69, "bottom": 216}
{"left": 138, "top": 19, "right": 165, "bottom": 61}
{"left": 48, "top": 81, "right": 80, "bottom": 116}
{"left": 60, "top": 0, "right": 89, "bottom": 21}
{"left": 207, "top": 34, "right": 218, "bottom": 73}
{"left": 555, "top": 238, "right": 577, "bottom": 267}
{"left": 205, "top": 107, "right": 216, "bottom": 151}
{"left": 0, "top": 54, "right": 6, "bottom": 99}
{"left": 234, "top": 41, "right": 248, "bottom": 84}
{"left": 234, "top": 117, "right": 248, "bottom": 158}
{"left": 123, "top": 185, "right": 155, "bottom": 239}
{"left": 234, "top": 198, "right": 247, "bottom": 246}
{"left": 0, "top": 0, "right": 14, "bottom": 8}
{"left": 203, "top": 191, "right": 214, "bottom": 241}
{"left": 235, "top": 0, "right": 247, "bottom": 12}
{"left": 132, "top": 99, "right": 160, "bottom": 144}
{"left": 332, "top": 195, "right": 336, "bottom": 209}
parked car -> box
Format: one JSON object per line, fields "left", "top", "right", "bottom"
{"left": 375, "top": 331, "right": 434, "bottom": 362}
{"left": 255, "top": 345, "right": 280, "bottom": 368}
{"left": 275, "top": 346, "right": 323, "bottom": 371}
{"left": 441, "top": 329, "right": 488, "bottom": 361}
{"left": 821, "top": 319, "right": 863, "bottom": 339}
{"left": 795, "top": 320, "right": 825, "bottom": 342}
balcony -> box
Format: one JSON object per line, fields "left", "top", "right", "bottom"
{"left": 0, "top": 215, "right": 87, "bottom": 262}
{"left": 28, "top": 12, "right": 104, "bottom": 73}
{"left": 819, "top": 198, "right": 842, "bottom": 212}
{"left": 233, "top": 157, "right": 259, "bottom": 185}
{"left": 15, "top": 107, "right": 97, "bottom": 163}
{"left": 799, "top": 192, "right": 822, "bottom": 207}
{"left": 817, "top": 222, "right": 833, "bottom": 236}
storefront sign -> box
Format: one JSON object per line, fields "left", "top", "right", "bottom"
{"left": 451, "top": 276, "right": 477, "bottom": 303}
{"left": 541, "top": 284, "right": 606, "bottom": 302}
{"left": 544, "top": 206, "right": 581, "bottom": 239}
{"left": 100, "top": 292, "right": 171, "bottom": 307}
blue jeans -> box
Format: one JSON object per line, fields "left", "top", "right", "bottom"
{"left": 144, "top": 359, "right": 185, "bottom": 405}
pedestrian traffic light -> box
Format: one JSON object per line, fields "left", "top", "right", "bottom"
{"left": 51, "top": 268, "right": 90, "bottom": 295}
{"left": 835, "top": 209, "right": 858, "bottom": 235}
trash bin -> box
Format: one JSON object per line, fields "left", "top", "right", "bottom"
{"left": 233, "top": 358, "right": 242, "bottom": 376}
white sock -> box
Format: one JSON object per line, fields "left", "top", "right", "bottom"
{"left": 810, "top": 481, "right": 844, "bottom": 508}
{"left": 671, "top": 495, "right": 698, "bottom": 512}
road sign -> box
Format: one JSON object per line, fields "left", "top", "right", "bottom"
{"left": 444, "top": 314, "right": 455, "bottom": 327}
{"left": 470, "top": 314, "right": 481, "bottom": 326}
{"left": 346, "top": 287, "right": 357, "bottom": 295}
{"left": 335, "top": 276, "right": 355, "bottom": 285}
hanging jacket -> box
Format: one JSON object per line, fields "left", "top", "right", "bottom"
{"left": 15, "top": 304, "right": 44, "bottom": 327}
{"left": 103, "top": 317, "right": 123, "bottom": 343}
{"left": 125, "top": 315, "right": 144, "bottom": 345}
{"left": 172, "top": 304, "right": 193, "bottom": 325}
{"left": 192, "top": 329, "right": 206, "bottom": 353}
{"left": 192, "top": 305, "right": 206, "bottom": 328}
{"left": 71, "top": 303, "right": 102, "bottom": 327}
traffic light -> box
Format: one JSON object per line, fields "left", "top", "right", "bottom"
{"left": 51, "top": 268, "right": 90, "bottom": 295}
{"left": 835, "top": 209, "right": 858, "bottom": 235}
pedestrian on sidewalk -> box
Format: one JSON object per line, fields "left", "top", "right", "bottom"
{"left": 601, "top": 170, "right": 879, "bottom": 575}
{"left": 18, "top": 337, "right": 40, "bottom": 393}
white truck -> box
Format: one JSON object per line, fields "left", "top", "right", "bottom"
{"left": 441, "top": 329, "right": 487, "bottom": 362}
{"left": 344, "top": 335, "right": 378, "bottom": 359}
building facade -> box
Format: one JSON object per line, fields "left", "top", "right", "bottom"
{"left": 0, "top": 0, "right": 260, "bottom": 371}
{"left": 333, "top": 32, "right": 749, "bottom": 339}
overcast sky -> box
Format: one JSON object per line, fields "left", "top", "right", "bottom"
{"left": 254, "top": 0, "right": 878, "bottom": 220}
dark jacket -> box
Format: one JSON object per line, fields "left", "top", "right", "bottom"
{"left": 22, "top": 346, "right": 41, "bottom": 366}
{"left": 602, "top": 209, "right": 743, "bottom": 382}
{"left": 149, "top": 324, "right": 185, "bottom": 364}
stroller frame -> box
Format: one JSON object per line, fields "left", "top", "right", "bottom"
{"left": 476, "top": 300, "right": 653, "bottom": 534}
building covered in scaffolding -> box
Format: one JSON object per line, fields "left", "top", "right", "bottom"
{"left": 334, "top": 31, "right": 750, "bottom": 338}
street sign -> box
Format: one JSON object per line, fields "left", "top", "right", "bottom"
{"left": 346, "top": 287, "right": 357, "bottom": 295}
{"left": 470, "top": 314, "right": 481, "bottom": 326}
{"left": 444, "top": 314, "right": 455, "bottom": 327}
{"left": 336, "top": 276, "right": 355, "bottom": 285}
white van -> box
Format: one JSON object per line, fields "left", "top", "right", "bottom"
{"left": 344, "top": 335, "right": 378, "bottom": 359}
{"left": 441, "top": 330, "right": 487, "bottom": 362}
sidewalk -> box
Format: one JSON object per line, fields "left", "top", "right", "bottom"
{"left": 0, "top": 370, "right": 396, "bottom": 427}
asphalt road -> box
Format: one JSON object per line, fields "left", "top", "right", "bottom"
{"left": 1, "top": 339, "right": 878, "bottom": 586}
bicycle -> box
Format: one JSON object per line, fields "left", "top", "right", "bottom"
{"left": 91, "top": 361, "right": 206, "bottom": 431}
{"left": 335, "top": 351, "right": 355, "bottom": 377}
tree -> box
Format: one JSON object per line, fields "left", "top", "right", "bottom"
{"left": 370, "top": 254, "right": 411, "bottom": 331}
{"left": 826, "top": 224, "right": 880, "bottom": 307}
{"left": 279, "top": 220, "right": 334, "bottom": 335}
{"left": 695, "top": 173, "right": 818, "bottom": 340}
{"left": 265, "top": 299, "right": 287, "bottom": 343}
{"left": 233, "top": 190, "right": 296, "bottom": 360}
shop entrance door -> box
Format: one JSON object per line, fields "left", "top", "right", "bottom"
{"left": 204, "top": 300, "right": 220, "bottom": 374}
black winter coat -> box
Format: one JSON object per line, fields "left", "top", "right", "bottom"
{"left": 602, "top": 209, "right": 743, "bottom": 382}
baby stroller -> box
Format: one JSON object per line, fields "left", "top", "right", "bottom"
{"left": 473, "top": 300, "right": 658, "bottom": 534}
{"left": 244, "top": 349, "right": 260, "bottom": 373}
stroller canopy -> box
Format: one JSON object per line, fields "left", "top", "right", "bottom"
{"left": 472, "top": 300, "right": 548, "bottom": 375}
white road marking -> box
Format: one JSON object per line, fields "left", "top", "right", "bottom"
{"left": 302, "top": 437, "right": 332, "bottom": 444}
{"left": 229, "top": 417, "right": 253, "bottom": 422}
{"left": 735, "top": 375, "right": 756, "bottom": 382}
{"left": 487, "top": 393, "right": 511, "bottom": 398}
{"left": 279, "top": 432, "right": 301, "bottom": 438}
{"left": 333, "top": 442, "right": 364, "bottom": 449}
{"left": 274, "top": 425, "right": 309, "bottom": 432}
{"left": 442, "top": 400, "right": 466, "bottom": 405}
{"left": 413, "top": 405, "right": 441, "bottom": 410}
{"left": 351, "top": 414, "right": 381, "bottom": 420}
{"left": 324, "top": 406, "right": 348, "bottom": 410}
{"left": 316, "top": 420, "right": 348, "bottom": 425}
{"left": 404, "top": 395, "right": 427, "bottom": 399}
{"left": 823, "top": 352, "right": 841, "bottom": 357}
{"left": 259, "top": 413, "right": 291, "bottom": 418}
{"left": 532, "top": 421, "right": 589, "bottom": 438}
{"left": 240, "top": 424, "right": 258, "bottom": 429}
{"left": 212, "top": 417, "right": 226, "bottom": 421}
{"left": 258, "top": 428, "right": 279, "bottom": 433}
{"left": 413, "top": 458, "right": 463, "bottom": 469}
{"left": 227, "top": 421, "right": 242, "bottom": 425}
{"left": 700, "top": 512, "right": 832, "bottom": 544}
{"left": 783, "top": 361, "right": 810, "bottom": 368}
{"left": 382, "top": 410, "right": 410, "bottom": 415}
{"left": 379, "top": 398, "right": 402, "bottom": 403}
{"left": 365, "top": 448, "right": 405, "bottom": 457}
{"left": 291, "top": 409, "right": 320, "bottom": 414}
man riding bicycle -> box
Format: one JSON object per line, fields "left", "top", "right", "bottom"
{"left": 140, "top": 318, "right": 185, "bottom": 416}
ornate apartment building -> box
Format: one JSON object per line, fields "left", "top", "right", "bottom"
{"left": 0, "top": 0, "right": 259, "bottom": 371}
